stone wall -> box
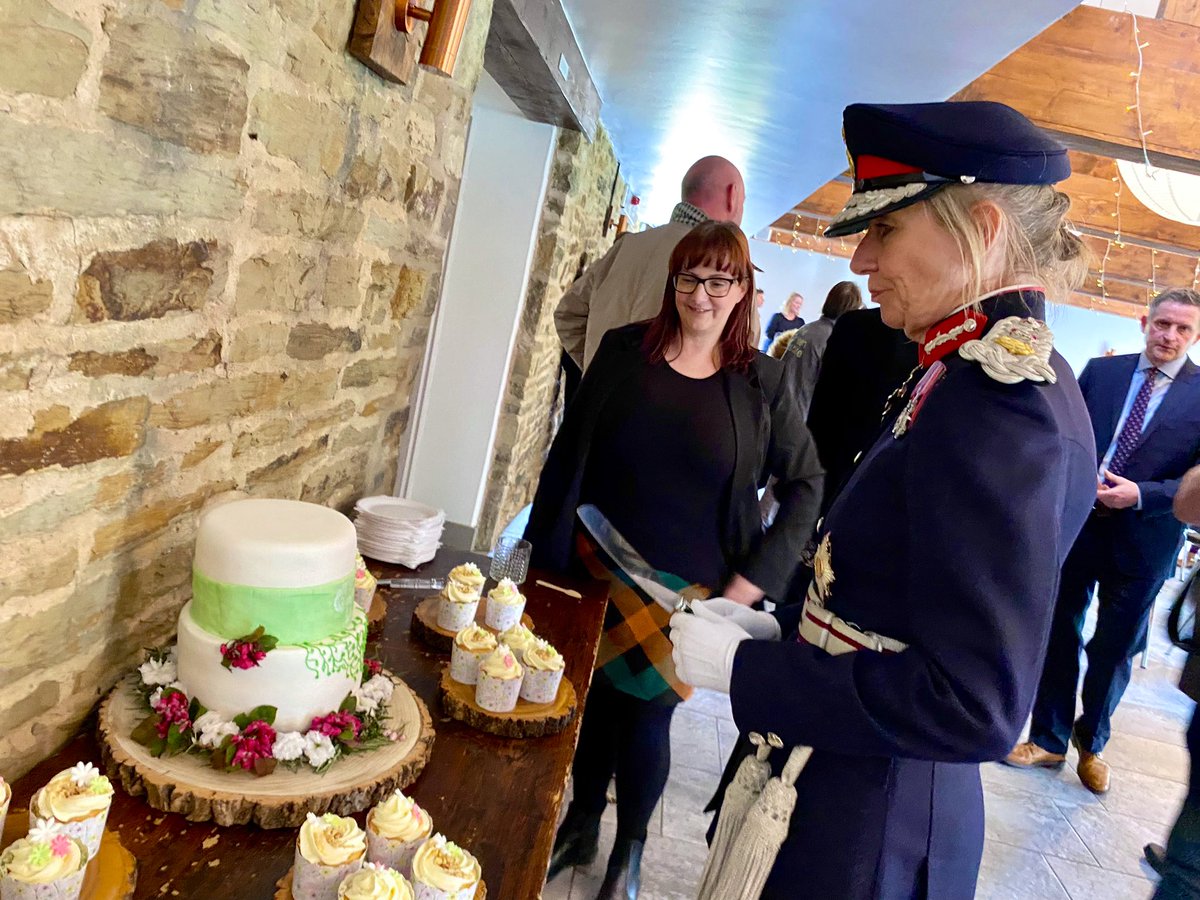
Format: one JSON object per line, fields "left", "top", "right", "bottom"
{"left": 474, "top": 126, "right": 622, "bottom": 549}
{"left": 0, "top": 0, "right": 492, "bottom": 778}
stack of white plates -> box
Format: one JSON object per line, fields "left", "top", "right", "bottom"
{"left": 353, "top": 496, "right": 445, "bottom": 568}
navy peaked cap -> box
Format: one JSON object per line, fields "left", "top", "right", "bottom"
{"left": 824, "top": 101, "right": 1071, "bottom": 237}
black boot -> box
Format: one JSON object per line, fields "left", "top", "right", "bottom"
{"left": 595, "top": 836, "right": 643, "bottom": 900}
{"left": 546, "top": 806, "right": 601, "bottom": 883}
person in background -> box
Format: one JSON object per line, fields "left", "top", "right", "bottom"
{"left": 1146, "top": 464, "right": 1200, "bottom": 899}
{"left": 783, "top": 280, "right": 865, "bottom": 417}
{"left": 555, "top": 156, "right": 746, "bottom": 371}
{"left": 527, "top": 221, "right": 822, "bottom": 899}
{"left": 670, "top": 99, "right": 1097, "bottom": 898}
{"left": 1007, "top": 288, "right": 1200, "bottom": 794}
{"left": 751, "top": 287, "right": 766, "bottom": 350}
{"left": 762, "top": 291, "right": 805, "bottom": 351}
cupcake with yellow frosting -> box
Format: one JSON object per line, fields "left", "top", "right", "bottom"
{"left": 28, "top": 762, "right": 113, "bottom": 860}
{"left": 449, "top": 626, "right": 496, "bottom": 685}
{"left": 435, "top": 564, "right": 485, "bottom": 632}
{"left": 337, "top": 863, "right": 414, "bottom": 900}
{"left": 0, "top": 775, "right": 10, "bottom": 840}
{"left": 0, "top": 820, "right": 88, "bottom": 900}
{"left": 365, "top": 790, "right": 433, "bottom": 876}
{"left": 483, "top": 578, "right": 525, "bottom": 632}
{"left": 496, "top": 623, "right": 536, "bottom": 658}
{"left": 474, "top": 644, "right": 523, "bottom": 713}
{"left": 292, "top": 812, "right": 367, "bottom": 900}
{"left": 354, "top": 554, "right": 378, "bottom": 614}
{"left": 410, "top": 835, "right": 480, "bottom": 900}
{"left": 519, "top": 639, "right": 566, "bottom": 704}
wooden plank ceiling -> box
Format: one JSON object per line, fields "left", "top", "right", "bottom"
{"left": 767, "top": 4, "right": 1200, "bottom": 320}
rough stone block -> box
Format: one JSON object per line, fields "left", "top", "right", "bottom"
{"left": 323, "top": 256, "right": 363, "bottom": 308}
{"left": 99, "top": 12, "right": 249, "bottom": 155}
{"left": 363, "top": 212, "right": 408, "bottom": 250}
{"left": 246, "top": 434, "right": 330, "bottom": 491}
{"left": 406, "top": 106, "right": 437, "bottom": 156}
{"left": 0, "top": 0, "right": 89, "bottom": 98}
{"left": 90, "top": 482, "right": 229, "bottom": 560}
{"left": 250, "top": 89, "right": 346, "bottom": 178}
{"left": 391, "top": 265, "right": 427, "bottom": 320}
{"left": 227, "top": 321, "right": 289, "bottom": 363}
{"left": 0, "top": 681, "right": 60, "bottom": 735}
{"left": 193, "top": 0, "right": 281, "bottom": 66}
{"left": 0, "top": 545, "right": 78, "bottom": 604}
{"left": 404, "top": 164, "right": 444, "bottom": 225}
{"left": 67, "top": 331, "right": 222, "bottom": 377}
{"left": 233, "top": 418, "right": 289, "bottom": 457}
{"left": 148, "top": 372, "right": 284, "bottom": 429}
{"left": 0, "top": 358, "right": 34, "bottom": 391}
{"left": 181, "top": 438, "right": 222, "bottom": 468}
{"left": 0, "top": 268, "right": 53, "bottom": 323}
{"left": 235, "top": 251, "right": 319, "bottom": 313}
{"left": 0, "top": 397, "right": 148, "bottom": 477}
{"left": 286, "top": 323, "right": 362, "bottom": 360}
{"left": 254, "top": 191, "right": 365, "bottom": 243}
{"left": 340, "top": 355, "right": 396, "bottom": 389}
{"left": 74, "top": 239, "right": 220, "bottom": 322}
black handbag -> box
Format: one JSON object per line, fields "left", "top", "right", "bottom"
{"left": 1167, "top": 568, "right": 1200, "bottom": 651}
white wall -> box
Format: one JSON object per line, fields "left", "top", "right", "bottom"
{"left": 404, "top": 74, "right": 556, "bottom": 529}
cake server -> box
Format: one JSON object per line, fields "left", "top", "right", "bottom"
{"left": 376, "top": 577, "right": 445, "bottom": 590}
{"left": 576, "top": 504, "right": 692, "bottom": 615}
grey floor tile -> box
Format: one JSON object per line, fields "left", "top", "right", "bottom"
{"left": 1111, "top": 701, "right": 1191, "bottom": 746}
{"left": 681, "top": 688, "right": 733, "bottom": 721}
{"left": 660, "top": 764, "right": 720, "bottom": 846}
{"left": 640, "top": 831, "right": 711, "bottom": 900}
{"left": 1056, "top": 801, "right": 1171, "bottom": 877}
{"left": 1101, "top": 768, "right": 1188, "bottom": 827}
{"left": 542, "top": 869, "right": 573, "bottom": 900}
{"left": 975, "top": 840, "right": 1070, "bottom": 900}
{"left": 1102, "top": 733, "right": 1189, "bottom": 784}
{"left": 1045, "top": 857, "right": 1156, "bottom": 900}
{"left": 984, "top": 788, "right": 1096, "bottom": 864}
{"left": 669, "top": 709, "right": 722, "bottom": 775}
{"left": 982, "top": 760, "right": 1104, "bottom": 809}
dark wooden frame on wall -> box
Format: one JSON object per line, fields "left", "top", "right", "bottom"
{"left": 349, "top": 0, "right": 422, "bottom": 84}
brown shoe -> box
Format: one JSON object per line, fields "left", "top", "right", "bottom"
{"left": 1072, "top": 737, "right": 1111, "bottom": 794}
{"left": 1003, "top": 741, "right": 1067, "bottom": 768}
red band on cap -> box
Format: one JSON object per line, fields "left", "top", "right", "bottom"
{"left": 855, "top": 155, "right": 923, "bottom": 181}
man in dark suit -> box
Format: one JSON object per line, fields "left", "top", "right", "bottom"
{"left": 1007, "top": 288, "right": 1200, "bottom": 793}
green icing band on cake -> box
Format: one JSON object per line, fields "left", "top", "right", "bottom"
{"left": 302, "top": 608, "right": 369, "bottom": 680}
{"left": 191, "top": 570, "right": 355, "bottom": 644}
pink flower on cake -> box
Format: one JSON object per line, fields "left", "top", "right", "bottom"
{"left": 364, "top": 657, "right": 383, "bottom": 678}
{"left": 49, "top": 835, "right": 70, "bottom": 858}
{"left": 229, "top": 720, "right": 277, "bottom": 771}
{"left": 218, "top": 626, "right": 278, "bottom": 671}
{"left": 308, "top": 711, "right": 363, "bottom": 741}
{"left": 153, "top": 690, "right": 192, "bottom": 739}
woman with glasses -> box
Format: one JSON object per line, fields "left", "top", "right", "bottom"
{"left": 526, "top": 220, "right": 822, "bottom": 899}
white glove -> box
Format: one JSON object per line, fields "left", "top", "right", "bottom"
{"left": 670, "top": 602, "right": 751, "bottom": 694}
{"left": 697, "top": 598, "right": 782, "bottom": 641}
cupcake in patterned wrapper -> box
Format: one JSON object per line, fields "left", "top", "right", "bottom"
{"left": 474, "top": 644, "right": 523, "bottom": 713}
{"left": 483, "top": 578, "right": 525, "bottom": 632}
{"left": 292, "top": 812, "right": 366, "bottom": 900}
{"left": 354, "top": 554, "right": 377, "bottom": 613}
{"left": 0, "top": 776, "right": 10, "bottom": 840}
{"left": 365, "top": 790, "right": 432, "bottom": 877}
{"left": 337, "top": 862, "right": 414, "bottom": 900}
{"left": 28, "top": 763, "right": 113, "bottom": 861}
{"left": 410, "top": 835, "right": 480, "bottom": 900}
{"left": 449, "top": 626, "right": 496, "bottom": 685}
{"left": 435, "top": 565, "right": 485, "bottom": 633}
{"left": 496, "top": 623, "right": 536, "bottom": 658}
{"left": 519, "top": 639, "right": 565, "bottom": 704}
{"left": 0, "top": 821, "right": 89, "bottom": 900}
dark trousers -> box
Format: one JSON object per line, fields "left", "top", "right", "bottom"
{"left": 1030, "top": 523, "right": 1165, "bottom": 754}
{"left": 1155, "top": 707, "right": 1200, "bottom": 898}
{"left": 566, "top": 678, "right": 676, "bottom": 842}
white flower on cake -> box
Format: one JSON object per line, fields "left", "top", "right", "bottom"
{"left": 68, "top": 762, "right": 100, "bottom": 789}
{"left": 271, "top": 731, "right": 307, "bottom": 762}
{"left": 193, "top": 712, "right": 240, "bottom": 750}
{"left": 26, "top": 818, "right": 62, "bottom": 845}
{"left": 138, "top": 657, "right": 178, "bottom": 686}
{"left": 354, "top": 674, "right": 395, "bottom": 715}
{"left": 303, "top": 730, "right": 338, "bottom": 768}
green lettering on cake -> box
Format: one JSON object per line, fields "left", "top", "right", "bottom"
{"left": 301, "top": 610, "right": 368, "bottom": 680}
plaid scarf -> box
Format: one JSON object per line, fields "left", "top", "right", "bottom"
{"left": 670, "top": 201, "right": 709, "bottom": 228}
{"left": 575, "top": 532, "right": 711, "bottom": 705}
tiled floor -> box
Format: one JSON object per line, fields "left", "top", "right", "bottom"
{"left": 544, "top": 578, "right": 1196, "bottom": 900}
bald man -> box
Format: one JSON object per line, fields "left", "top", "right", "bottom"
{"left": 555, "top": 156, "right": 745, "bottom": 370}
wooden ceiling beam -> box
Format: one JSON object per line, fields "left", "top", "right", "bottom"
{"left": 952, "top": 5, "right": 1200, "bottom": 175}
{"left": 1161, "top": 0, "right": 1200, "bottom": 28}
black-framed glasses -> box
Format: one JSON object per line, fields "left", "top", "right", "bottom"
{"left": 672, "top": 272, "right": 740, "bottom": 298}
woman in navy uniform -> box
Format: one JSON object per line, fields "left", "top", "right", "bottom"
{"left": 670, "top": 101, "right": 1099, "bottom": 899}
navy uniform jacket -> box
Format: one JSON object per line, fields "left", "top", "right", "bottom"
{"left": 1077, "top": 353, "right": 1200, "bottom": 579}
{"left": 721, "top": 291, "right": 1097, "bottom": 899}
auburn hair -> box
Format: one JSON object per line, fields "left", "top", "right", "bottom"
{"left": 642, "top": 221, "right": 757, "bottom": 371}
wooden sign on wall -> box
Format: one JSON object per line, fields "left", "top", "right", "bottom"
{"left": 349, "top": 0, "right": 422, "bottom": 84}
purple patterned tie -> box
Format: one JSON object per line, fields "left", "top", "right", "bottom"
{"left": 1108, "top": 367, "right": 1158, "bottom": 477}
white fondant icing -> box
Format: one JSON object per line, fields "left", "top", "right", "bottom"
{"left": 194, "top": 499, "right": 357, "bottom": 589}
{"left": 176, "top": 601, "right": 365, "bottom": 732}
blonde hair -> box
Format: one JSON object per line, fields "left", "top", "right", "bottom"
{"left": 926, "top": 183, "right": 1091, "bottom": 304}
{"left": 780, "top": 292, "right": 803, "bottom": 315}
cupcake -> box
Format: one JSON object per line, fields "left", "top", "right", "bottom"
{"left": 435, "top": 565, "right": 485, "bottom": 633}
{"left": 449, "top": 626, "right": 496, "bottom": 685}
{"left": 365, "top": 790, "right": 433, "bottom": 876}
{"left": 292, "top": 812, "right": 366, "bottom": 900}
{"left": 0, "top": 820, "right": 88, "bottom": 900}
{"left": 354, "top": 554, "right": 377, "bottom": 613}
{"left": 28, "top": 763, "right": 113, "bottom": 860}
{"left": 483, "top": 578, "right": 525, "bottom": 632}
{"left": 474, "top": 644, "right": 523, "bottom": 713}
{"left": 338, "top": 863, "right": 414, "bottom": 900}
{"left": 0, "top": 776, "right": 10, "bottom": 839}
{"left": 497, "top": 624, "right": 536, "bottom": 658}
{"left": 520, "top": 639, "right": 566, "bottom": 704}
{"left": 410, "top": 835, "right": 481, "bottom": 900}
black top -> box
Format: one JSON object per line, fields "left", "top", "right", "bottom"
{"left": 580, "top": 361, "right": 735, "bottom": 588}
{"left": 765, "top": 312, "right": 805, "bottom": 346}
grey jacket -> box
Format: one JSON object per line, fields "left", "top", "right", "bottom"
{"left": 784, "top": 315, "right": 837, "bottom": 419}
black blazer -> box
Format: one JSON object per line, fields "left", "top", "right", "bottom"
{"left": 1081, "top": 352, "right": 1200, "bottom": 577}
{"left": 525, "top": 323, "right": 824, "bottom": 599}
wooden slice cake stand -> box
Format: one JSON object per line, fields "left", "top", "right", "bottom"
{"left": 275, "top": 868, "right": 486, "bottom": 899}
{"left": 437, "top": 669, "right": 577, "bottom": 738}
{"left": 1, "top": 812, "right": 136, "bottom": 899}
{"left": 97, "top": 671, "right": 435, "bottom": 829}
{"left": 411, "top": 596, "right": 534, "bottom": 654}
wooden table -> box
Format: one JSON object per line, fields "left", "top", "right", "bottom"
{"left": 7, "top": 552, "right": 608, "bottom": 899}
